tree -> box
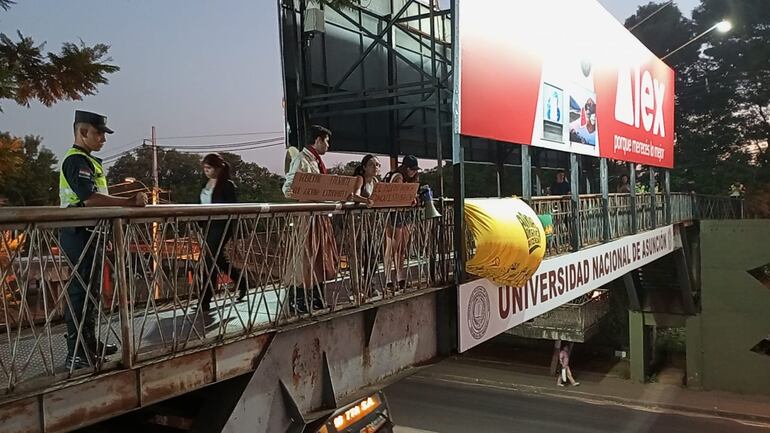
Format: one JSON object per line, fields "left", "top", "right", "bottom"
{"left": 0, "top": 2, "right": 119, "bottom": 111}
{"left": 627, "top": 1, "right": 770, "bottom": 215}
{"left": 0, "top": 133, "right": 58, "bottom": 205}
{"left": 107, "top": 148, "right": 287, "bottom": 204}
{"left": 220, "top": 152, "right": 288, "bottom": 203}
{"left": 0, "top": 133, "right": 22, "bottom": 180}
{"left": 327, "top": 161, "right": 360, "bottom": 176}
{"left": 107, "top": 147, "right": 202, "bottom": 204}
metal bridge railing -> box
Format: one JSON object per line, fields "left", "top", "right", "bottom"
{"left": 694, "top": 194, "right": 745, "bottom": 219}
{"left": 578, "top": 194, "right": 605, "bottom": 248}
{"left": 0, "top": 203, "right": 453, "bottom": 395}
{"left": 608, "top": 193, "right": 634, "bottom": 238}
{"left": 0, "top": 192, "right": 742, "bottom": 398}
{"left": 529, "top": 196, "right": 574, "bottom": 255}
{"left": 670, "top": 192, "right": 694, "bottom": 222}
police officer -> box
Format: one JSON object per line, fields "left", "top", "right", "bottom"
{"left": 59, "top": 110, "right": 147, "bottom": 369}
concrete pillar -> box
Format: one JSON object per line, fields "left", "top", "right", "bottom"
{"left": 685, "top": 315, "right": 704, "bottom": 389}
{"left": 629, "top": 310, "right": 648, "bottom": 383}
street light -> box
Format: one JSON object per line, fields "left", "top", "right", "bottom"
{"left": 661, "top": 20, "right": 732, "bottom": 61}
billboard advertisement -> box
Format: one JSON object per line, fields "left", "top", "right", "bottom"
{"left": 458, "top": 0, "right": 675, "bottom": 168}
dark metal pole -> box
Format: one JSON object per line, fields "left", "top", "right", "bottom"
{"left": 451, "top": 0, "right": 465, "bottom": 282}
{"left": 522, "top": 145, "right": 532, "bottom": 201}
{"left": 663, "top": 170, "right": 673, "bottom": 225}
{"left": 496, "top": 142, "right": 504, "bottom": 198}
{"left": 570, "top": 153, "right": 581, "bottom": 250}
{"left": 294, "top": 1, "right": 307, "bottom": 147}
{"left": 387, "top": 0, "right": 398, "bottom": 169}
{"left": 630, "top": 163, "right": 638, "bottom": 233}
{"left": 430, "top": 0, "right": 445, "bottom": 198}
{"left": 649, "top": 167, "right": 657, "bottom": 228}
{"left": 600, "top": 158, "right": 610, "bottom": 241}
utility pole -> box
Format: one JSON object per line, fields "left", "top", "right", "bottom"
{"left": 150, "top": 126, "right": 160, "bottom": 299}
{"left": 151, "top": 126, "right": 159, "bottom": 206}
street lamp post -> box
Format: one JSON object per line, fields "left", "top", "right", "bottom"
{"left": 661, "top": 20, "right": 732, "bottom": 61}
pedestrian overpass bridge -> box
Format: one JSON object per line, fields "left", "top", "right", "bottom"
{"left": 0, "top": 193, "right": 742, "bottom": 433}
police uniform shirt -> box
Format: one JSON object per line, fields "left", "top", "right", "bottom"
{"left": 61, "top": 145, "right": 103, "bottom": 206}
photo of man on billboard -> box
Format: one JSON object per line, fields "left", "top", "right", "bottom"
{"left": 567, "top": 58, "right": 598, "bottom": 146}
{"left": 569, "top": 95, "right": 597, "bottom": 145}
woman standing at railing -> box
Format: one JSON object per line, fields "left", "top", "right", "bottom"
{"left": 351, "top": 154, "right": 381, "bottom": 296}
{"left": 383, "top": 155, "right": 420, "bottom": 292}
{"left": 199, "top": 153, "right": 246, "bottom": 311}
{"left": 350, "top": 154, "right": 380, "bottom": 206}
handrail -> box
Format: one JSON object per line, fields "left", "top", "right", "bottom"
{"left": 0, "top": 202, "right": 386, "bottom": 224}
{"left": 0, "top": 192, "right": 743, "bottom": 398}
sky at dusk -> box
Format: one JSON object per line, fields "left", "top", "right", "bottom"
{"left": 2, "top": 0, "right": 700, "bottom": 174}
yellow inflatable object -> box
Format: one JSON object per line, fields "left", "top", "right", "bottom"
{"left": 464, "top": 198, "right": 546, "bottom": 287}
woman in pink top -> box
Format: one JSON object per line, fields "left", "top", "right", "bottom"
{"left": 557, "top": 343, "right": 580, "bottom": 387}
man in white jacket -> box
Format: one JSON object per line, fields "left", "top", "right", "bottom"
{"left": 283, "top": 125, "right": 331, "bottom": 197}
{"left": 282, "top": 125, "right": 339, "bottom": 314}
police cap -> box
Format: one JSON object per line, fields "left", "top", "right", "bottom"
{"left": 74, "top": 110, "right": 114, "bottom": 134}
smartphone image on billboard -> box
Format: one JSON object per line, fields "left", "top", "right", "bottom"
{"left": 542, "top": 83, "right": 564, "bottom": 142}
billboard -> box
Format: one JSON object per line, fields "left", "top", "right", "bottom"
{"left": 458, "top": 0, "right": 675, "bottom": 168}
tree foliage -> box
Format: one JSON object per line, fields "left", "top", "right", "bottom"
{"left": 627, "top": 1, "right": 770, "bottom": 215}
{"left": 107, "top": 148, "right": 287, "bottom": 204}
{"left": 0, "top": 132, "right": 58, "bottom": 206}
{"left": 327, "top": 160, "right": 360, "bottom": 176}
{"left": 0, "top": 2, "right": 119, "bottom": 111}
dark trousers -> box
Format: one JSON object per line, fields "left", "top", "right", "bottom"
{"left": 288, "top": 284, "right": 325, "bottom": 312}
{"left": 201, "top": 221, "right": 242, "bottom": 307}
{"left": 59, "top": 227, "right": 100, "bottom": 359}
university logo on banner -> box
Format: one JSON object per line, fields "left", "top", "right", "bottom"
{"left": 467, "top": 286, "right": 491, "bottom": 340}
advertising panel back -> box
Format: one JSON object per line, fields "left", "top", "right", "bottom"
{"left": 458, "top": 0, "right": 675, "bottom": 168}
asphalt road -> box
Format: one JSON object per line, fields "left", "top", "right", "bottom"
{"left": 385, "top": 376, "right": 770, "bottom": 433}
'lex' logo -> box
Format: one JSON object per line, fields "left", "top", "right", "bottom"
{"left": 614, "top": 67, "right": 667, "bottom": 138}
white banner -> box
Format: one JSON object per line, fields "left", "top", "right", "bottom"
{"left": 459, "top": 225, "right": 678, "bottom": 352}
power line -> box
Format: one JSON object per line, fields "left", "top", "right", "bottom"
{"left": 109, "top": 138, "right": 144, "bottom": 153}
{"left": 102, "top": 144, "right": 143, "bottom": 162}
{"left": 627, "top": 0, "right": 673, "bottom": 32}
{"left": 156, "top": 131, "right": 284, "bottom": 140}
{"left": 166, "top": 142, "right": 285, "bottom": 154}
{"left": 101, "top": 138, "right": 285, "bottom": 164}
{"left": 162, "top": 136, "right": 284, "bottom": 150}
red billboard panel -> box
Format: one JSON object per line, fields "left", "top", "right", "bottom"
{"left": 458, "top": 0, "right": 675, "bottom": 168}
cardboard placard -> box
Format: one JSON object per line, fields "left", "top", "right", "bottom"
{"left": 369, "top": 182, "right": 419, "bottom": 208}
{"left": 291, "top": 173, "right": 357, "bottom": 202}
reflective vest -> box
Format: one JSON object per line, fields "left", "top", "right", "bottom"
{"left": 59, "top": 147, "right": 109, "bottom": 208}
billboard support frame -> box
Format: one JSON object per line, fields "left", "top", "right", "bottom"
{"left": 281, "top": 0, "right": 452, "bottom": 163}
{"left": 600, "top": 158, "right": 610, "bottom": 241}
{"left": 630, "top": 164, "right": 638, "bottom": 233}
{"left": 522, "top": 145, "right": 532, "bottom": 201}
{"left": 451, "top": 0, "right": 466, "bottom": 284}
{"left": 570, "top": 153, "right": 581, "bottom": 250}
{"left": 664, "top": 170, "right": 672, "bottom": 225}
{"left": 650, "top": 167, "right": 657, "bottom": 228}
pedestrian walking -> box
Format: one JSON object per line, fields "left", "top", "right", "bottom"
{"left": 199, "top": 153, "right": 246, "bottom": 311}
{"left": 557, "top": 342, "right": 580, "bottom": 387}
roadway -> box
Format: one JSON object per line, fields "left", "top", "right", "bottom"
{"left": 386, "top": 376, "right": 770, "bottom": 433}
